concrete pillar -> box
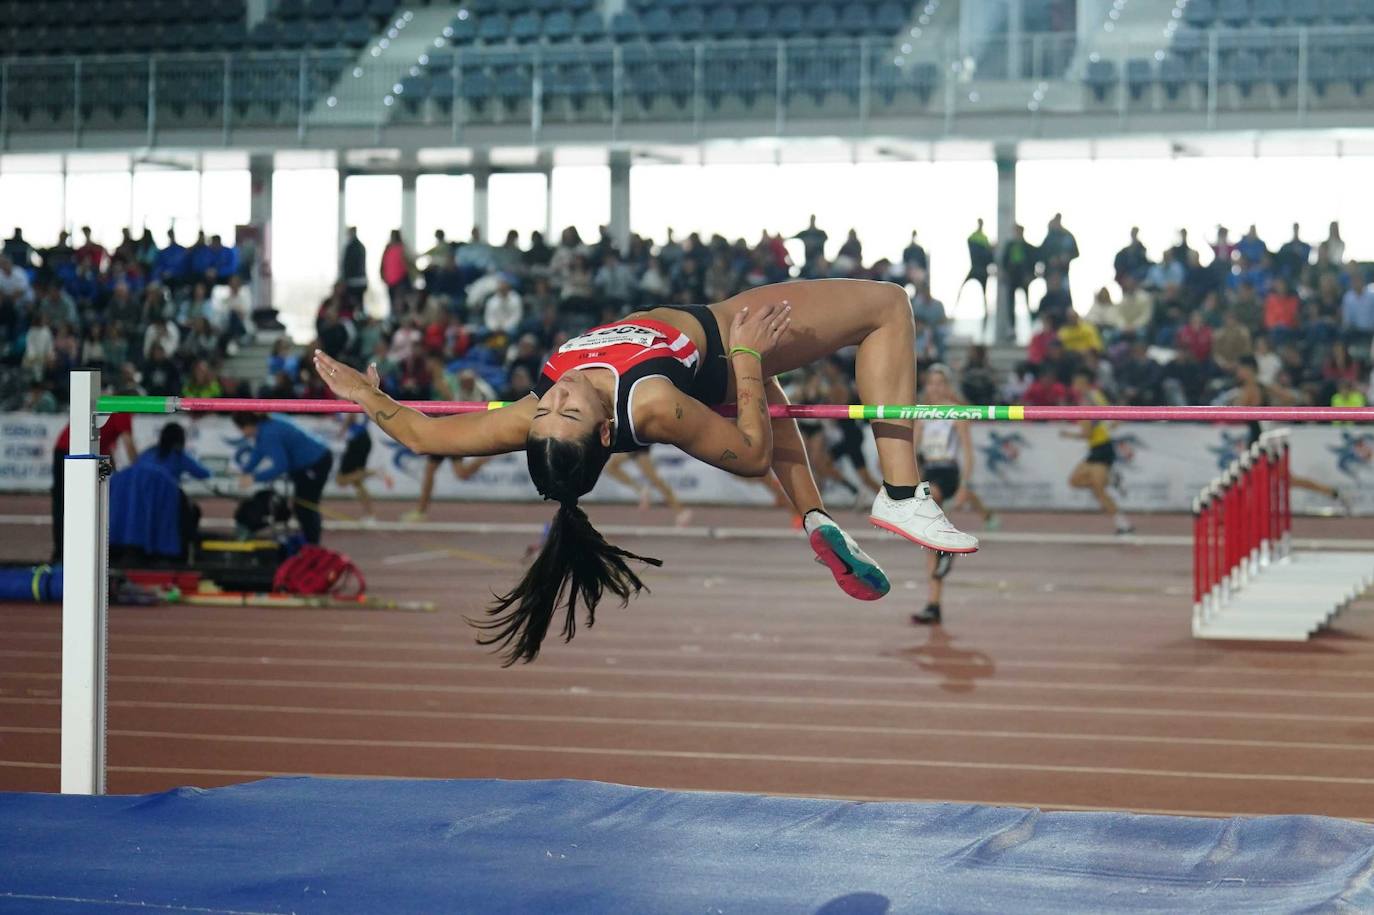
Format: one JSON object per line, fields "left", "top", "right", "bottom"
{"left": 400, "top": 170, "right": 418, "bottom": 251}
{"left": 336, "top": 165, "right": 348, "bottom": 266}
{"left": 994, "top": 142, "right": 1017, "bottom": 344}
{"left": 608, "top": 149, "right": 631, "bottom": 252}
{"left": 472, "top": 166, "right": 490, "bottom": 243}
{"left": 1007, "top": 0, "right": 1023, "bottom": 79}
{"left": 248, "top": 152, "right": 274, "bottom": 309}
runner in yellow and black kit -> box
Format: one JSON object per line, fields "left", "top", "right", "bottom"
{"left": 1063, "top": 368, "right": 1134, "bottom": 535}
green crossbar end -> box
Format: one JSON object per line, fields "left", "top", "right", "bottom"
{"left": 97, "top": 395, "right": 176, "bottom": 414}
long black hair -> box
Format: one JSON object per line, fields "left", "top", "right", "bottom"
{"left": 472, "top": 432, "right": 662, "bottom": 665}
{"left": 156, "top": 422, "right": 186, "bottom": 460}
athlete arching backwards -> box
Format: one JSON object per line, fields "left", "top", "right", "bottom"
{"left": 315, "top": 279, "right": 978, "bottom": 663}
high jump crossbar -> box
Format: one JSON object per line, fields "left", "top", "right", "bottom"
{"left": 60, "top": 383, "right": 1374, "bottom": 795}
{"left": 97, "top": 396, "right": 1374, "bottom": 423}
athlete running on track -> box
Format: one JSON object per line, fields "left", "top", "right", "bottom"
{"left": 315, "top": 279, "right": 978, "bottom": 662}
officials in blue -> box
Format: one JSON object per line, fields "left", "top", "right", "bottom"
{"left": 232, "top": 413, "right": 333, "bottom": 544}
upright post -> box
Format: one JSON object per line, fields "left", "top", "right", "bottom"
{"left": 62, "top": 369, "right": 109, "bottom": 795}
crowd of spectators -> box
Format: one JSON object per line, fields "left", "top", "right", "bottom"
{"left": 995, "top": 217, "right": 1372, "bottom": 415}
{"left": 275, "top": 218, "right": 938, "bottom": 408}
{"left": 6, "top": 213, "right": 1372, "bottom": 423}
{"left": 1, "top": 223, "right": 274, "bottom": 411}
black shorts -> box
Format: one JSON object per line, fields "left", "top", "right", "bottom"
{"left": 1086, "top": 442, "right": 1116, "bottom": 467}
{"left": 829, "top": 420, "right": 867, "bottom": 469}
{"left": 924, "top": 465, "right": 960, "bottom": 501}
{"left": 665, "top": 304, "right": 729, "bottom": 406}
{"left": 339, "top": 432, "right": 371, "bottom": 475}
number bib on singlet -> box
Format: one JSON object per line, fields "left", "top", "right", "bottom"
{"left": 559, "top": 323, "right": 663, "bottom": 353}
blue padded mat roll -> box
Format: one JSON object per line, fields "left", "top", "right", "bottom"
{"left": 1, "top": 777, "right": 1372, "bottom": 914}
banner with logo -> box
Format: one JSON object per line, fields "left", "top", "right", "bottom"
{"left": 3, "top": 411, "right": 1372, "bottom": 516}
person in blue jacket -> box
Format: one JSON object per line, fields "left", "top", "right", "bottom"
{"left": 139, "top": 422, "right": 212, "bottom": 482}
{"left": 153, "top": 230, "right": 189, "bottom": 288}
{"left": 134, "top": 422, "right": 210, "bottom": 552}
{"left": 232, "top": 412, "right": 333, "bottom": 544}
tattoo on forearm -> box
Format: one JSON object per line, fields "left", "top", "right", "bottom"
{"left": 372, "top": 406, "right": 400, "bottom": 427}
{"left": 675, "top": 403, "right": 683, "bottom": 420}
{"left": 740, "top": 433, "right": 752, "bottom": 447}
{"left": 739, "top": 375, "right": 763, "bottom": 385}
{"left": 720, "top": 449, "right": 739, "bottom": 462}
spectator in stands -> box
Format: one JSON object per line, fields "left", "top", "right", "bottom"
{"left": 36, "top": 279, "right": 76, "bottom": 326}
{"left": 836, "top": 228, "right": 863, "bottom": 266}
{"left": 952, "top": 345, "right": 993, "bottom": 406}
{"left": 1275, "top": 223, "right": 1311, "bottom": 281}
{"left": 381, "top": 229, "right": 411, "bottom": 315}
{"left": 42, "top": 231, "right": 74, "bottom": 272}
{"left": 1026, "top": 314, "right": 1060, "bottom": 366}
{"left": 153, "top": 230, "right": 188, "bottom": 288}
{"left": 484, "top": 275, "right": 523, "bottom": 337}
{"left": 1342, "top": 265, "right": 1374, "bottom": 344}
{"left": 22, "top": 381, "right": 58, "bottom": 414}
{"left": 178, "top": 281, "right": 216, "bottom": 328}
{"left": 1253, "top": 336, "right": 1281, "bottom": 385}
{"left": 316, "top": 303, "right": 353, "bottom": 360}
{"left": 1175, "top": 310, "right": 1213, "bottom": 363}
{"left": 202, "top": 235, "right": 236, "bottom": 287}
{"left": 217, "top": 274, "right": 252, "bottom": 343}
{"left": 22, "top": 314, "right": 54, "bottom": 380}
{"left": 143, "top": 316, "right": 180, "bottom": 360}
{"left": 183, "top": 359, "right": 222, "bottom": 398}
{"left": 1321, "top": 221, "right": 1345, "bottom": 265}
{"left": 79, "top": 324, "right": 107, "bottom": 369}
{"left": 1168, "top": 228, "right": 1194, "bottom": 267}
{"left": 105, "top": 323, "right": 130, "bottom": 374}
{"left": 4, "top": 228, "right": 35, "bottom": 267}
{"left": 1000, "top": 224, "right": 1037, "bottom": 325}
{"left": 1210, "top": 225, "right": 1234, "bottom": 270}
{"left": 112, "top": 228, "right": 138, "bottom": 267}
{"left": 636, "top": 255, "right": 670, "bottom": 305}
{"left": 1085, "top": 287, "right": 1120, "bottom": 333}
{"left": 1116, "top": 275, "right": 1154, "bottom": 335}
{"left": 910, "top": 280, "right": 948, "bottom": 361}
{"left": 1211, "top": 310, "right": 1252, "bottom": 369}
{"left": 902, "top": 230, "right": 929, "bottom": 277}
{"left": 180, "top": 317, "right": 220, "bottom": 365}
{"left": 703, "top": 253, "right": 737, "bottom": 304}
{"left": 961, "top": 219, "right": 994, "bottom": 320}
{"left": 595, "top": 250, "right": 637, "bottom": 310}
{"left": 1145, "top": 247, "right": 1184, "bottom": 293}
{"left": 1037, "top": 272, "right": 1072, "bottom": 325}
{"left": 1236, "top": 225, "right": 1267, "bottom": 265}
{"left": 1023, "top": 362, "right": 1069, "bottom": 406}
{"left": 1040, "top": 213, "right": 1079, "bottom": 283}
{"left": 792, "top": 215, "right": 828, "bottom": 270}
{"left": 340, "top": 226, "right": 367, "bottom": 308}
{"left": 1263, "top": 277, "right": 1300, "bottom": 337}
{"left": 141, "top": 342, "right": 181, "bottom": 396}
{"left": 0, "top": 254, "right": 33, "bottom": 306}
{"left": 1113, "top": 226, "right": 1150, "bottom": 284}
{"left": 1057, "top": 308, "right": 1104, "bottom": 355}
{"left": 1116, "top": 339, "right": 1163, "bottom": 406}
{"left": 524, "top": 230, "right": 552, "bottom": 268}
{"left": 457, "top": 227, "right": 493, "bottom": 272}
{"left": 135, "top": 229, "right": 158, "bottom": 269}
{"left": 75, "top": 226, "right": 106, "bottom": 272}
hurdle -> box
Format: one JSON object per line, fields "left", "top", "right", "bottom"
{"left": 62, "top": 380, "right": 1374, "bottom": 795}
{"left": 1192, "top": 430, "right": 1374, "bottom": 640}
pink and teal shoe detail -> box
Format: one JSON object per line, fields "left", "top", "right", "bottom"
{"left": 809, "top": 523, "right": 890, "bottom": 601}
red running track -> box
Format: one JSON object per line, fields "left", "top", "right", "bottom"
{"left": 2, "top": 497, "right": 1374, "bottom": 819}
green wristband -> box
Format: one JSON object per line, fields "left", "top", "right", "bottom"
{"left": 729, "top": 345, "right": 762, "bottom": 361}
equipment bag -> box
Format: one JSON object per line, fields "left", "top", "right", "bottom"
{"left": 272, "top": 545, "right": 366, "bottom": 597}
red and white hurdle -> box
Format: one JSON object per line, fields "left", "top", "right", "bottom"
{"left": 1193, "top": 430, "right": 1373, "bottom": 640}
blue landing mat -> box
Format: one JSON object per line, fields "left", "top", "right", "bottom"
{"left": 2, "top": 778, "right": 1372, "bottom": 914}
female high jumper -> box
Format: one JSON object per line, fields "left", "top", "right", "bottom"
{"left": 314, "top": 279, "right": 978, "bottom": 663}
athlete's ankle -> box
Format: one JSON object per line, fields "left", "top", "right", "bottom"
{"left": 882, "top": 481, "right": 917, "bottom": 501}
{"left": 802, "top": 509, "right": 832, "bottom": 535}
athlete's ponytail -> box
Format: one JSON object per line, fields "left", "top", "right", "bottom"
{"left": 473, "top": 432, "right": 661, "bottom": 665}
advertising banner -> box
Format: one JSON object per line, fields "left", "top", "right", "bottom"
{"left": 3, "top": 412, "right": 1372, "bottom": 515}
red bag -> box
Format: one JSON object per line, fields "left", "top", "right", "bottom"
{"left": 272, "top": 545, "right": 366, "bottom": 597}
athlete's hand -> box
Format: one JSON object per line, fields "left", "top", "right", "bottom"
{"left": 314, "top": 349, "right": 380, "bottom": 402}
{"left": 729, "top": 301, "right": 791, "bottom": 359}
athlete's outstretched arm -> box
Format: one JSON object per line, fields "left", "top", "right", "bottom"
{"left": 313, "top": 350, "right": 535, "bottom": 457}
